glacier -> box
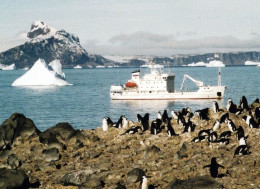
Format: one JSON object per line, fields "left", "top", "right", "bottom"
{"left": 12, "top": 59, "right": 72, "bottom": 86}
{"left": 188, "top": 60, "right": 225, "bottom": 67}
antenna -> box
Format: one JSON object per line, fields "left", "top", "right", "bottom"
{"left": 218, "top": 67, "right": 221, "bottom": 86}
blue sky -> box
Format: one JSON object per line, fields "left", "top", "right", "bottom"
{"left": 1, "top": 0, "right": 260, "bottom": 55}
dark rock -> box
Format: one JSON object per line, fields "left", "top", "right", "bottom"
{"left": 0, "top": 113, "right": 40, "bottom": 150}
{"left": 143, "top": 145, "right": 161, "bottom": 159}
{"left": 60, "top": 169, "right": 94, "bottom": 186}
{"left": 0, "top": 168, "right": 30, "bottom": 189}
{"left": 127, "top": 168, "right": 145, "bottom": 183}
{"left": 39, "top": 131, "right": 63, "bottom": 148}
{"left": 7, "top": 154, "right": 21, "bottom": 169}
{"left": 175, "top": 141, "right": 191, "bottom": 160}
{"left": 165, "top": 175, "right": 223, "bottom": 189}
{"left": 42, "top": 147, "right": 61, "bottom": 162}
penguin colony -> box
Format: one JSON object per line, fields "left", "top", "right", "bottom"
{"left": 102, "top": 96, "right": 260, "bottom": 182}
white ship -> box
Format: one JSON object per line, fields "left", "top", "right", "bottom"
{"left": 110, "top": 65, "right": 226, "bottom": 100}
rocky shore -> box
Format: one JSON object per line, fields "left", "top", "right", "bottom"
{"left": 0, "top": 97, "right": 259, "bottom": 188}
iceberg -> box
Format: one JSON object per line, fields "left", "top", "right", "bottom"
{"left": 188, "top": 60, "right": 225, "bottom": 67}
{"left": 74, "top": 65, "right": 82, "bottom": 69}
{"left": 12, "top": 59, "right": 72, "bottom": 86}
{"left": 206, "top": 60, "right": 225, "bottom": 67}
{"left": 245, "top": 61, "right": 260, "bottom": 66}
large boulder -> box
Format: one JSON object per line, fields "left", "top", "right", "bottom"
{"left": 42, "top": 147, "right": 61, "bottom": 162}
{"left": 0, "top": 113, "right": 40, "bottom": 150}
{"left": 0, "top": 168, "right": 30, "bottom": 189}
{"left": 126, "top": 168, "right": 145, "bottom": 183}
{"left": 60, "top": 169, "right": 94, "bottom": 186}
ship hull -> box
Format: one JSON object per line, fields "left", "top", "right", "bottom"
{"left": 110, "top": 86, "right": 226, "bottom": 100}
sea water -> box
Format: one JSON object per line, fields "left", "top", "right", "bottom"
{"left": 0, "top": 66, "right": 259, "bottom": 131}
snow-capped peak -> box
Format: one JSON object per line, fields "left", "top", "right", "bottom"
{"left": 27, "top": 21, "right": 56, "bottom": 39}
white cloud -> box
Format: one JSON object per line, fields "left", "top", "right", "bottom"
{"left": 83, "top": 31, "right": 260, "bottom": 56}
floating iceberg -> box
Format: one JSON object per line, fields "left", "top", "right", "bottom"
{"left": 206, "top": 60, "right": 225, "bottom": 67}
{"left": 187, "top": 62, "right": 207, "bottom": 67}
{"left": 74, "top": 65, "right": 82, "bottom": 69}
{"left": 187, "top": 60, "right": 225, "bottom": 67}
{"left": 12, "top": 59, "right": 72, "bottom": 86}
{"left": 245, "top": 61, "right": 260, "bottom": 66}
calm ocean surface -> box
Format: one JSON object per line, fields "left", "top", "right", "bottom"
{"left": 0, "top": 66, "right": 259, "bottom": 131}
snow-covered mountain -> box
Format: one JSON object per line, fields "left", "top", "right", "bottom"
{"left": 0, "top": 21, "right": 113, "bottom": 69}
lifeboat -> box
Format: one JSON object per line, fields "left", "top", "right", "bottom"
{"left": 125, "top": 82, "right": 137, "bottom": 88}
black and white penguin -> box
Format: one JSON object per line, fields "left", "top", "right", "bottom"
{"left": 141, "top": 175, "right": 148, "bottom": 189}
{"left": 249, "top": 116, "right": 259, "bottom": 128}
{"left": 219, "top": 131, "right": 232, "bottom": 139}
{"left": 255, "top": 107, "right": 260, "bottom": 120}
{"left": 212, "top": 120, "right": 220, "bottom": 131}
{"left": 203, "top": 157, "right": 224, "bottom": 178}
{"left": 195, "top": 108, "right": 209, "bottom": 120}
{"left": 177, "top": 114, "right": 185, "bottom": 126}
{"left": 254, "top": 98, "right": 260, "bottom": 103}
{"left": 122, "top": 116, "right": 129, "bottom": 129}
{"left": 114, "top": 115, "right": 124, "bottom": 128}
{"left": 234, "top": 145, "right": 250, "bottom": 155}
{"left": 220, "top": 113, "right": 229, "bottom": 124}
{"left": 166, "top": 120, "right": 178, "bottom": 137}
{"left": 162, "top": 110, "right": 169, "bottom": 123}
{"left": 212, "top": 101, "right": 220, "bottom": 113}
{"left": 217, "top": 138, "right": 230, "bottom": 145}
{"left": 157, "top": 111, "right": 162, "bottom": 120}
{"left": 227, "top": 119, "right": 236, "bottom": 132}
{"left": 102, "top": 117, "right": 112, "bottom": 131}
{"left": 226, "top": 98, "right": 237, "bottom": 113}
{"left": 239, "top": 96, "right": 250, "bottom": 110}
{"left": 208, "top": 132, "right": 218, "bottom": 143}
{"left": 236, "top": 126, "right": 245, "bottom": 141}
{"left": 170, "top": 110, "right": 179, "bottom": 120}
{"left": 198, "top": 129, "right": 211, "bottom": 138}
{"left": 122, "top": 126, "right": 142, "bottom": 135}
{"left": 137, "top": 113, "right": 150, "bottom": 131}
{"left": 192, "top": 135, "right": 208, "bottom": 143}
{"left": 183, "top": 118, "right": 195, "bottom": 133}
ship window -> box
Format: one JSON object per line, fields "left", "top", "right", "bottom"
{"left": 217, "top": 92, "right": 221, "bottom": 96}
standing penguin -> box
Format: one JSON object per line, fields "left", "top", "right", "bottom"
{"left": 212, "top": 101, "right": 220, "bottom": 113}
{"left": 203, "top": 157, "right": 224, "bottom": 178}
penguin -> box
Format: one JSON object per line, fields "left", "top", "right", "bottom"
{"left": 255, "top": 107, "right": 260, "bottom": 120}
{"left": 226, "top": 98, "right": 237, "bottom": 113}
{"left": 198, "top": 129, "right": 211, "bottom": 138}
{"left": 183, "top": 117, "right": 195, "bottom": 133}
{"left": 234, "top": 145, "right": 250, "bottom": 155}
{"left": 157, "top": 111, "right": 162, "bottom": 120}
{"left": 150, "top": 121, "right": 157, "bottom": 135}
{"left": 212, "top": 120, "right": 220, "bottom": 131}
{"left": 177, "top": 114, "right": 185, "bottom": 126}
{"left": 239, "top": 96, "right": 250, "bottom": 110}
{"left": 237, "top": 126, "right": 245, "bottom": 141}
{"left": 217, "top": 138, "right": 230, "bottom": 145}
{"left": 170, "top": 110, "right": 179, "bottom": 120}
{"left": 162, "top": 110, "right": 169, "bottom": 123}
{"left": 141, "top": 175, "right": 148, "bottom": 189}
{"left": 115, "top": 116, "right": 124, "bottom": 128}
{"left": 208, "top": 132, "right": 218, "bottom": 143}
{"left": 102, "top": 117, "right": 110, "bottom": 131}
{"left": 248, "top": 117, "right": 259, "bottom": 128}
{"left": 122, "top": 116, "right": 129, "bottom": 129}
{"left": 137, "top": 113, "right": 150, "bottom": 131}
{"left": 203, "top": 157, "right": 224, "bottom": 178}
{"left": 254, "top": 98, "right": 260, "bottom": 103}
{"left": 227, "top": 119, "right": 236, "bottom": 132}
{"left": 239, "top": 137, "right": 246, "bottom": 146}
{"left": 195, "top": 108, "right": 209, "bottom": 120}
{"left": 122, "top": 126, "right": 142, "bottom": 135}
{"left": 167, "top": 121, "right": 178, "bottom": 137}
{"left": 212, "top": 101, "right": 220, "bottom": 113}
{"left": 192, "top": 135, "right": 207, "bottom": 143}
{"left": 219, "top": 131, "right": 231, "bottom": 139}
{"left": 220, "top": 113, "right": 229, "bottom": 124}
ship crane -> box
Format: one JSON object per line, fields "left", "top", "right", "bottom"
{"left": 180, "top": 74, "right": 204, "bottom": 91}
